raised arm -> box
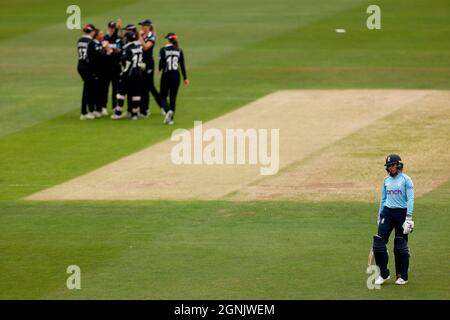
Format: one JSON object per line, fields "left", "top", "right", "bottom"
{"left": 117, "top": 18, "right": 123, "bottom": 37}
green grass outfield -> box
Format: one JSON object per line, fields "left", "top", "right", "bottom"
{"left": 0, "top": 0, "right": 449, "bottom": 299}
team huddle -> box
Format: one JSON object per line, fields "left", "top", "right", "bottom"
{"left": 76, "top": 18, "right": 189, "bottom": 125}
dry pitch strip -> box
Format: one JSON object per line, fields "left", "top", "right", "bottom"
{"left": 27, "top": 90, "right": 450, "bottom": 202}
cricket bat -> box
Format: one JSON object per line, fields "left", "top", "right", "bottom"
{"left": 366, "top": 248, "right": 375, "bottom": 273}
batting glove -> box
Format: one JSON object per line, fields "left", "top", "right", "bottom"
{"left": 402, "top": 216, "right": 414, "bottom": 234}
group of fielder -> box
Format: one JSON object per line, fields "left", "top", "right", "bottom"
{"left": 76, "top": 18, "right": 189, "bottom": 125}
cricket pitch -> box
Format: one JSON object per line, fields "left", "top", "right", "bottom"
{"left": 27, "top": 89, "right": 450, "bottom": 201}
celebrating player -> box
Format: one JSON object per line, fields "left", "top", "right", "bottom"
{"left": 121, "top": 24, "right": 139, "bottom": 117}
{"left": 159, "top": 33, "right": 189, "bottom": 125}
{"left": 138, "top": 19, "right": 163, "bottom": 117}
{"left": 92, "top": 29, "right": 113, "bottom": 117}
{"left": 104, "top": 20, "right": 123, "bottom": 111}
{"left": 111, "top": 31, "right": 145, "bottom": 120}
{"left": 372, "top": 154, "right": 415, "bottom": 285}
{"left": 123, "top": 24, "right": 138, "bottom": 37}
{"left": 76, "top": 24, "right": 97, "bottom": 120}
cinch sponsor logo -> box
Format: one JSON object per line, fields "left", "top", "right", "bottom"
{"left": 387, "top": 189, "right": 402, "bottom": 195}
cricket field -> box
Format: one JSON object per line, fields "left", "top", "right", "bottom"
{"left": 0, "top": 0, "right": 449, "bottom": 299}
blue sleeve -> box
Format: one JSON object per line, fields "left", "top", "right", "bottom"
{"left": 378, "top": 181, "right": 386, "bottom": 217}
{"left": 405, "top": 177, "right": 414, "bottom": 216}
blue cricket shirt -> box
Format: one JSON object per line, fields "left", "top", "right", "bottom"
{"left": 378, "top": 171, "right": 414, "bottom": 217}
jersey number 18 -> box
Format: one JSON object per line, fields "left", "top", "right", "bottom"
{"left": 166, "top": 56, "right": 179, "bottom": 71}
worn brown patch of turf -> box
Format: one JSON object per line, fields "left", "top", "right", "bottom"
{"left": 233, "top": 90, "right": 450, "bottom": 202}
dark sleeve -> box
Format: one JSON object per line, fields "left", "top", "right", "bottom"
{"left": 119, "top": 47, "right": 129, "bottom": 66}
{"left": 87, "top": 40, "right": 96, "bottom": 60}
{"left": 97, "top": 44, "right": 106, "bottom": 56}
{"left": 118, "top": 38, "right": 124, "bottom": 49}
{"left": 94, "top": 41, "right": 106, "bottom": 60}
{"left": 114, "top": 38, "right": 123, "bottom": 56}
{"left": 159, "top": 48, "right": 166, "bottom": 71}
{"left": 179, "top": 49, "right": 187, "bottom": 80}
{"left": 145, "top": 34, "right": 156, "bottom": 44}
